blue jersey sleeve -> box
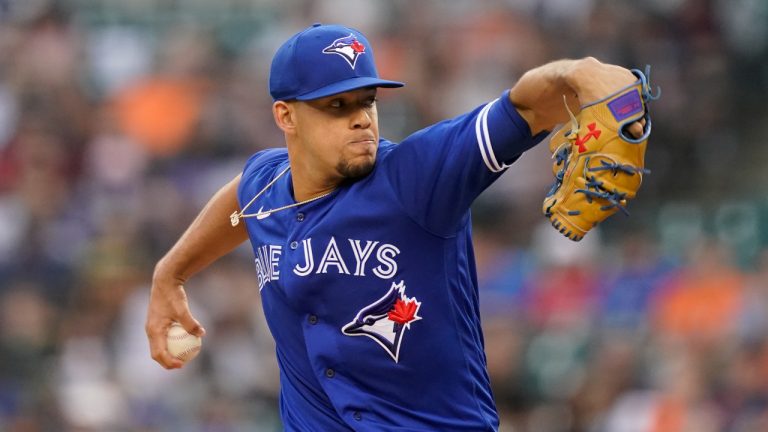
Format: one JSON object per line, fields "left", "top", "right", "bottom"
{"left": 381, "top": 90, "right": 548, "bottom": 236}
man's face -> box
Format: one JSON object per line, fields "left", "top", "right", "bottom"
{"left": 291, "top": 88, "right": 379, "bottom": 180}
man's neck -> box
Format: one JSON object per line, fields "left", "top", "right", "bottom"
{"left": 289, "top": 160, "right": 340, "bottom": 202}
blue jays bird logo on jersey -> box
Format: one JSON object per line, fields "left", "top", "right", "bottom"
{"left": 342, "top": 281, "right": 422, "bottom": 363}
{"left": 322, "top": 34, "right": 366, "bottom": 69}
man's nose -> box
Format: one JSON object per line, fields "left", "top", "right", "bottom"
{"left": 351, "top": 108, "right": 372, "bottom": 129}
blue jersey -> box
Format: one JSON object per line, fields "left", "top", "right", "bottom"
{"left": 237, "top": 90, "right": 546, "bottom": 431}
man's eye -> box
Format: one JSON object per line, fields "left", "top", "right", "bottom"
{"left": 363, "top": 98, "right": 377, "bottom": 108}
{"left": 329, "top": 100, "right": 343, "bottom": 108}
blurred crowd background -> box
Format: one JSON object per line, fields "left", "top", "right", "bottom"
{"left": 1, "top": 0, "right": 767, "bottom": 431}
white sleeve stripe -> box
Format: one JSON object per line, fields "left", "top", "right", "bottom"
{"left": 481, "top": 99, "right": 506, "bottom": 171}
{"left": 475, "top": 100, "right": 499, "bottom": 172}
{"left": 475, "top": 98, "right": 510, "bottom": 173}
{"left": 481, "top": 100, "right": 500, "bottom": 171}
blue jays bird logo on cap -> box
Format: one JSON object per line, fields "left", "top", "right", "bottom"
{"left": 322, "top": 34, "right": 366, "bottom": 69}
{"left": 342, "top": 281, "right": 422, "bottom": 362}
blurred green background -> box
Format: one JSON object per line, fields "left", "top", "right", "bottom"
{"left": 1, "top": 0, "right": 767, "bottom": 431}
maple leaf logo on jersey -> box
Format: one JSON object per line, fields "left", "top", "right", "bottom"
{"left": 322, "top": 34, "right": 366, "bottom": 69}
{"left": 341, "top": 281, "right": 422, "bottom": 362}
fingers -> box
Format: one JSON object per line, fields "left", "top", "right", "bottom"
{"left": 177, "top": 313, "right": 206, "bottom": 338}
{"left": 146, "top": 283, "right": 205, "bottom": 369}
{"left": 146, "top": 320, "right": 185, "bottom": 369}
{"left": 626, "top": 118, "right": 646, "bottom": 139}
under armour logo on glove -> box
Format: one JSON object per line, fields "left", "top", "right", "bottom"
{"left": 574, "top": 122, "right": 602, "bottom": 153}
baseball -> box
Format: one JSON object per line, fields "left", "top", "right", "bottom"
{"left": 166, "top": 322, "right": 202, "bottom": 363}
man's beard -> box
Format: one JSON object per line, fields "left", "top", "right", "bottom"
{"left": 337, "top": 158, "right": 375, "bottom": 180}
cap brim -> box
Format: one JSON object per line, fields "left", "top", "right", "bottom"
{"left": 295, "top": 77, "right": 404, "bottom": 101}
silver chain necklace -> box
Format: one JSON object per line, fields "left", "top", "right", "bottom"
{"left": 230, "top": 166, "right": 334, "bottom": 227}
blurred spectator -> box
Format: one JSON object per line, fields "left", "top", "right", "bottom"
{"left": 650, "top": 238, "right": 745, "bottom": 347}
{"left": 598, "top": 229, "right": 677, "bottom": 332}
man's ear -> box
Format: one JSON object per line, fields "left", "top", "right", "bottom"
{"left": 273, "top": 101, "right": 296, "bottom": 133}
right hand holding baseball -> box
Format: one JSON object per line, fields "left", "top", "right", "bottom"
{"left": 146, "top": 274, "right": 206, "bottom": 369}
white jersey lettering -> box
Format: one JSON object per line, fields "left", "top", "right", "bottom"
{"left": 373, "top": 244, "right": 400, "bottom": 279}
{"left": 293, "top": 238, "right": 314, "bottom": 276}
{"left": 269, "top": 245, "right": 282, "bottom": 280}
{"left": 349, "top": 239, "right": 379, "bottom": 276}
{"left": 255, "top": 244, "right": 282, "bottom": 290}
{"left": 316, "top": 236, "right": 351, "bottom": 275}
{"left": 290, "top": 237, "right": 400, "bottom": 280}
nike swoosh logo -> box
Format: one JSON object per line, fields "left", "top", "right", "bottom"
{"left": 256, "top": 206, "right": 271, "bottom": 220}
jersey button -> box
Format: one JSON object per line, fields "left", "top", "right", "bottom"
{"left": 290, "top": 241, "right": 298, "bottom": 250}
{"left": 296, "top": 212, "right": 305, "bottom": 222}
{"left": 325, "top": 368, "right": 335, "bottom": 378}
{"left": 308, "top": 314, "right": 318, "bottom": 325}
{"left": 353, "top": 411, "right": 362, "bottom": 421}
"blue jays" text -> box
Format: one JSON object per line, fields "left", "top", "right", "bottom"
{"left": 254, "top": 237, "right": 401, "bottom": 290}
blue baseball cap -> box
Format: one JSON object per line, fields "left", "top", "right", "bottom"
{"left": 269, "top": 23, "right": 404, "bottom": 101}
